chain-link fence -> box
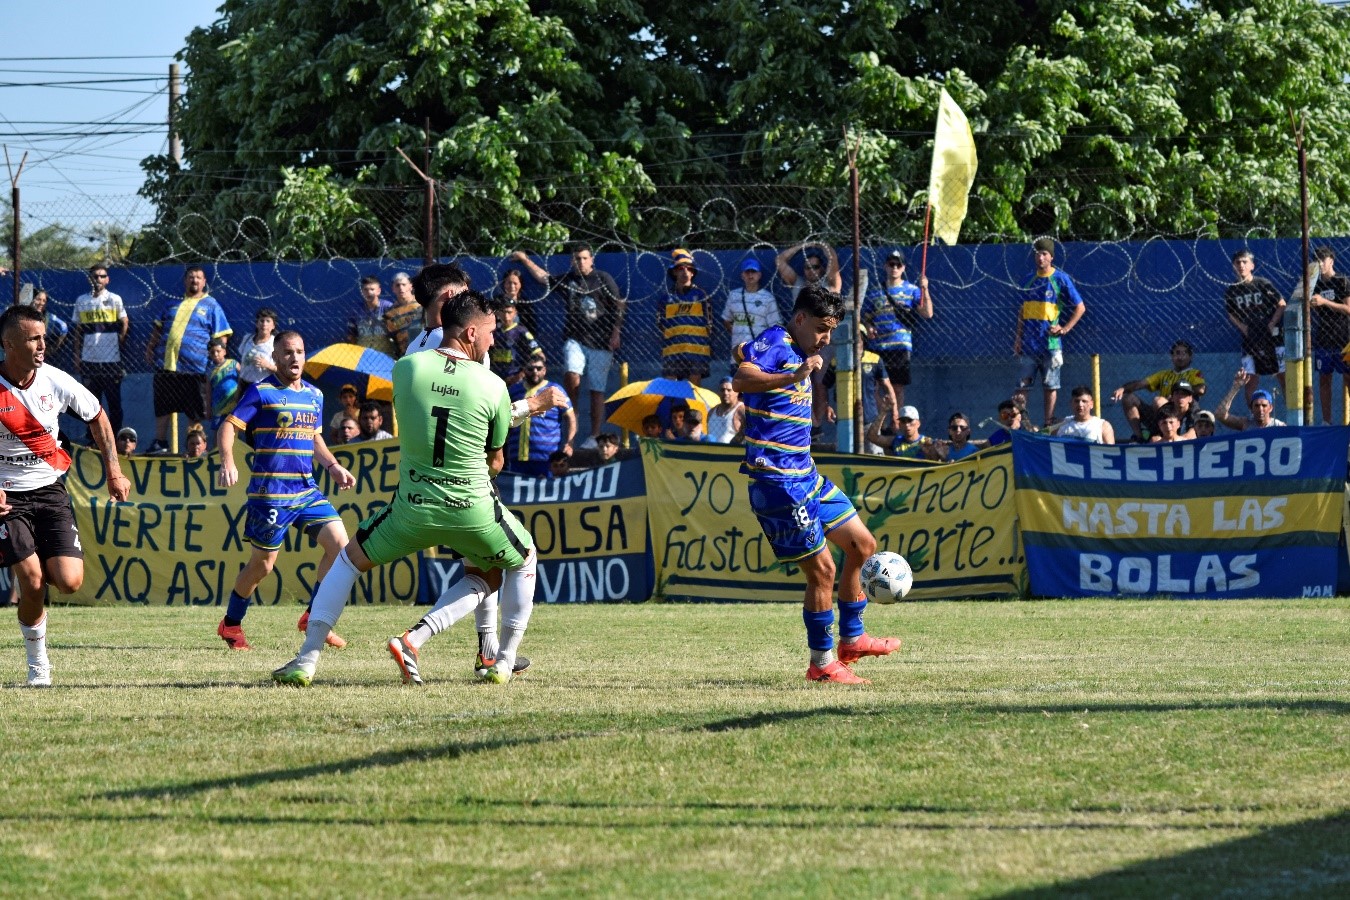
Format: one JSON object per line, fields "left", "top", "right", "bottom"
{"left": 9, "top": 174, "right": 1346, "bottom": 444}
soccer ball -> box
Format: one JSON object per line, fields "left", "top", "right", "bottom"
{"left": 860, "top": 551, "right": 913, "bottom": 604}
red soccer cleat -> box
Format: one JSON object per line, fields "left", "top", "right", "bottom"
{"left": 297, "top": 610, "right": 346, "bottom": 649}
{"left": 837, "top": 633, "right": 901, "bottom": 665}
{"left": 806, "top": 660, "right": 870, "bottom": 684}
{"left": 217, "top": 619, "right": 252, "bottom": 651}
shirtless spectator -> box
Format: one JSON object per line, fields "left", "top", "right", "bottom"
{"left": 1149, "top": 404, "right": 1189, "bottom": 442}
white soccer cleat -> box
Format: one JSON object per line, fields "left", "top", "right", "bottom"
{"left": 271, "top": 658, "right": 315, "bottom": 687}
{"left": 482, "top": 659, "right": 513, "bottom": 684}
{"left": 27, "top": 662, "right": 52, "bottom": 688}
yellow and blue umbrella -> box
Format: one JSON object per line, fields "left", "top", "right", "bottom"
{"left": 605, "top": 378, "right": 721, "bottom": 433}
{"left": 304, "top": 342, "right": 396, "bottom": 402}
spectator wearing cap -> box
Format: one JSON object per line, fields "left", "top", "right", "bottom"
{"left": 1168, "top": 381, "right": 1200, "bottom": 438}
{"left": 658, "top": 249, "right": 713, "bottom": 385}
{"left": 1015, "top": 236, "right": 1086, "bottom": 428}
{"left": 1110, "top": 339, "right": 1207, "bottom": 441}
{"left": 1214, "top": 368, "right": 1286, "bottom": 431}
{"left": 384, "top": 272, "right": 423, "bottom": 357}
{"left": 116, "top": 426, "right": 138, "bottom": 457}
{"left": 489, "top": 280, "right": 544, "bottom": 386}
{"left": 865, "top": 404, "right": 939, "bottom": 460}
{"left": 706, "top": 377, "right": 745, "bottom": 444}
{"left": 1193, "top": 409, "right": 1217, "bottom": 438}
{"left": 327, "top": 384, "right": 362, "bottom": 443}
{"left": 862, "top": 248, "right": 932, "bottom": 428}
{"left": 722, "top": 256, "right": 782, "bottom": 366}
{"left": 349, "top": 275, "right": 395, "bottom": 355}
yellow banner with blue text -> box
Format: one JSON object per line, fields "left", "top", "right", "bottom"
{"left": 643, "top": 441, "right": 1022, "bottom": 601}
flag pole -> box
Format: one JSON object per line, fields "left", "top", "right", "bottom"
{"left": 921, "top": 202, "right": 933, "bottom": 280}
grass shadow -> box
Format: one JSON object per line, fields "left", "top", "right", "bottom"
{"left": 997, "top": 811, "right": 1350, "bottom": 898}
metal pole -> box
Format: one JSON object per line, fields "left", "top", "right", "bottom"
{"left": 423, "top": 117, "right": 434, "bottom": 265}
{"left": 168, "top": 64, "right": 182, "bottom": 164}
{"left": 850, "top": 142, "right": 864, "bottom": 455}
{"left": 1298, "top": 117, "right": 1314, "bottom": 424}
{"left": 6, "top": 149, "right": 27, "bottom": 305}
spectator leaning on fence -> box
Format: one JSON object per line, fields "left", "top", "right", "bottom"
{"left": 862, "top": 249, "right": 932, "bottom": 426}
{"left": 722, "top": 257, "right": 781, "bottom": 372}
{"left": 512, "top": 244, "right": 625, "bottom": 449}
{"left": 1015, "top": 237, "right": 1085, "bottom": 428}
{"left": 1224, "top": 249, "right": 1286, "bottom": 407}
{"left": 349, "top": 275, "right": 395, "bottom": 356}
{"left": 659, "top": 249, "right": 713, "bottom": 385}
{"left": 73, "top": 264, "right": 128, "bottom": 442}
{"left": 144, "top": 265, "right": 233, "bottom": 455}
{"left": 237, "top": 307, "right": 278, "bottom": 386}
{"left": 1111, "top": 339, "right": 1206, "bottom": 441}
{"left": 489, "top": 292, "right": 544, "bottom": 386}
{"left": 936, "top": 412, "right": 980, "bottom": 461}
{"left": 1215, "top": 369, "right": 1285, "bottom": 431}
{"left": 1308, "top": 246, "right": 1350, "bottom": 424}
{"left": 384, "top": 272, "right": 423, "bottom": 358}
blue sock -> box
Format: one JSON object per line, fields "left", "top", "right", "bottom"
{"left": 802, "top": 608, "right": 836, "bottom": 651}
{"left": 838, "top": 599, "right": 867, "bottom": 640}
{"left": 225, "top": 590, "right": 250, "bottom": 623}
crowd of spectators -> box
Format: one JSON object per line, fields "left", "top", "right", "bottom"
{"left": 10, "top": 236, "right": 1343, "bottom": 473}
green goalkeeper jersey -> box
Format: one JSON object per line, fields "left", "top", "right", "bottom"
{"left": 392, "top": 347, "right": 511, "bottom": 522}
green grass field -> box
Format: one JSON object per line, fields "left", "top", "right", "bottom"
{"left": 1, "top": 599, "right": 1347, "bottom": 897}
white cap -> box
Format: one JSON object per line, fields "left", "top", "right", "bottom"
{"left": 897, "top": 405, "right": 920, "bottom": 421}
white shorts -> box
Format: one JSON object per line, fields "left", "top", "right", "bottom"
{"left": 564, "top": 338, "right": 614, "bottom": 393}
{"left": 1240, "top": 347, "right": 1285, "bottom": 377}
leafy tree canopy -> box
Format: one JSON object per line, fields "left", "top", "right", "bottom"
{"left": 140, "top": 0, "right": 1350, "bottom": 257}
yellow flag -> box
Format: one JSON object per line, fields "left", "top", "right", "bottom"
{"left": 927, "top": 89, "right": 977, "bottom": 245}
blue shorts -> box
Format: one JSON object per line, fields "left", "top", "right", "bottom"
{"left": 1315, "top": 348, "right": 1350, "bottom": 376}
{"left": 747, "top": 473, "right": 858, "bottom": 564}
{"left": 244, "top": 490, "right": 341, "bottom": 551}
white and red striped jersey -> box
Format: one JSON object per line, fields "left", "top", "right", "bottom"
{"left": 0, "top": 365, "right": 100, "bottom": 490}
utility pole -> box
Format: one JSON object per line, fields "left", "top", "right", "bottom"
{"left": 169, "top": 63, "right": 182, "bottom": 164}
{"left": 6, "top": 148, "right": 27, "bottom": 305}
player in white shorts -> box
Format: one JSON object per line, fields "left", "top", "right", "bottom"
{"left": 0, "top": 305, "right": 130, "bottom": 686}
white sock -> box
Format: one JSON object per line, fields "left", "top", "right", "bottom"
{"left": 475, "top": 590, "right": 499, "bottom": 660}
{"left": 299, "top": 548, "right": 361, "bottom": 656}
{"left": 810, "top": 648, "right": 836, "bottom": 668}
{"left": 494, "top": 549, "right": 536, "bottom": 670}
{"left": 406, "top": 574, "right": 489, "bottom": 650}
{"left": 20, "top": 614, "right": 47, "bottom": 665}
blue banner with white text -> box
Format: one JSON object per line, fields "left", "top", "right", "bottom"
{"left": 1013, "top": 428, "right": 1350, "bottom": 598}
{"left": 418, "top": 456, "right": 652, "bottom": 604}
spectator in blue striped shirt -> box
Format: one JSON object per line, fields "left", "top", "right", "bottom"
{"left": 862, "top": 249, "right": 932, "bottom": 430}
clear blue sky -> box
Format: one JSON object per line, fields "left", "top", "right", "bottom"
{"left": 3, "top": 0, "right": 224, "bottom": 230}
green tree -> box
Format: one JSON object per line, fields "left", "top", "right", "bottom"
{"left": 144, "top": 0, "right": 1350, "bottom": 255}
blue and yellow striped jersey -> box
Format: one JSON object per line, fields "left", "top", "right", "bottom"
{"left": 734, "top": 325, "right": 816, "bottom": 481}
{"left": 660, "top": 286, "right": 712, "bottom": 360}
{"left": 224, "top": 376, "right": 325, "bottom": 502}
{"left": 1017, "top": 269, "right": 1083, "bottom": 356}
